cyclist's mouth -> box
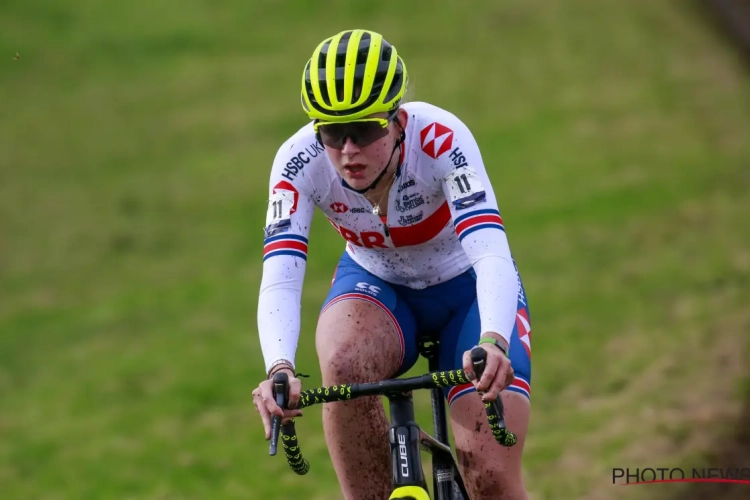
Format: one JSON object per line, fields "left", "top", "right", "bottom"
{"left": 344, "top": 164, "right": 367, "bottom": 179}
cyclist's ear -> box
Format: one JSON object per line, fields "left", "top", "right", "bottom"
{"left": 392, "top": 114, "right": 406, "bottom": 142}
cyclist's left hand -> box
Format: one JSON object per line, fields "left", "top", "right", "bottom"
{"left": 462, "top": 333, "right": 514, "bottom": 402}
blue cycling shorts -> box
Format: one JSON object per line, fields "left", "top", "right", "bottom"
{"left": 320, "top": 252, "right": 532, "bottom": 406}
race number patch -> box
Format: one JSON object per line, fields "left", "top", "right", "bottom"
{"left": 264, "top": 181, "right": 298, "bottom": 237}
{"left": 445, "top": 166, "right": 487, "bottom": 210}
{"left": 265, "top": 190, "right": 294, "bottom": 225}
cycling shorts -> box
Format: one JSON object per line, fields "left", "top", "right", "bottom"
{"left": 320, "top": 252, "right": 532, "bottom": 405}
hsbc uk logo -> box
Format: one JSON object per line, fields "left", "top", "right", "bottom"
{"left": 420, "top": 122, "right": 454, "bottom": 159}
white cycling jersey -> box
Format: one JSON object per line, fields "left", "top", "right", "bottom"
{"left": 258, "top": 101, "right": 523, "bottom": 373}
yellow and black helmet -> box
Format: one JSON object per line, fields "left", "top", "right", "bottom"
{"left": 301, "top": 29, "right": 408, "bottom": 125}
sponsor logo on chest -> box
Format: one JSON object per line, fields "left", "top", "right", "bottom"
{"left": 396, "top": 193, "right": 425, "bottom": 212}
{"left": 398, "top": 212, "right": 424, "bottom": 225}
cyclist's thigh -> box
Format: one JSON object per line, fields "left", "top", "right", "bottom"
{"left": 316, "top": 255, "right": 420, "bottom": 381}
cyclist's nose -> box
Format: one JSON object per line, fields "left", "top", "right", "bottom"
{"left": 341, "top": 136, "right": 360, "bottom": 155}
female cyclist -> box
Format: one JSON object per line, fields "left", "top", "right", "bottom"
{"left": 252, "top": 29, "right": 532, "bottom": 500}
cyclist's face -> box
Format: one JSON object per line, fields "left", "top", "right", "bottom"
{"left": 321, "top": 110, "right": 405, "bottom": 191}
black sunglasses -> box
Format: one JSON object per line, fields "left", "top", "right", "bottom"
{"left": 315, "top": 111, "right": 398, "bottom": 149}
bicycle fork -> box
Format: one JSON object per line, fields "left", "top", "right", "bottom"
{"left": 388, "top": 392, "right": 427, "bottom": 490}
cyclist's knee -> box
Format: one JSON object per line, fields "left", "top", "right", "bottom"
{"left": 316, "top": 299, "right": 402, "bottom": 383}
{"left": 319, "top": 340, "right": 391, "bottom": 384}
{"left": 457, "top": 447, "right": 527, "bottom": 499}
{"left": 468, "top": 473, "right": 527, "bottom": 500}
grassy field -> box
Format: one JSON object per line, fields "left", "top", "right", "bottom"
{"left": 2, "top": 1, "right": 750, "bottom": 499}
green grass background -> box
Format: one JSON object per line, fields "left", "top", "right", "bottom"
{"left": 1, "top": 1, "right": 750, "bottom": 499}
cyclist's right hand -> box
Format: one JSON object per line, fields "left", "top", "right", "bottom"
{"left": 252, "top": 367, "right": 303, "bottom": 440}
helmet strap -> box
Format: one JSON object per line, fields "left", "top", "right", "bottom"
{"left": 352, "top": 119, "right": 406, "bottom": 194}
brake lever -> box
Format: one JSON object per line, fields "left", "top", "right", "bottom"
{"left": 269, "top": 372, "right": 289, "bottom": 456}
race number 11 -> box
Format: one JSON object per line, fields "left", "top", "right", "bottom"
{"left": 454, "top": 173, "right": 471, "bottom": 194}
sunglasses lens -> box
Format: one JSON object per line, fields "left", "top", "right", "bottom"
{"left": 319, "top": 122, "right": 389, "bottom": 149}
